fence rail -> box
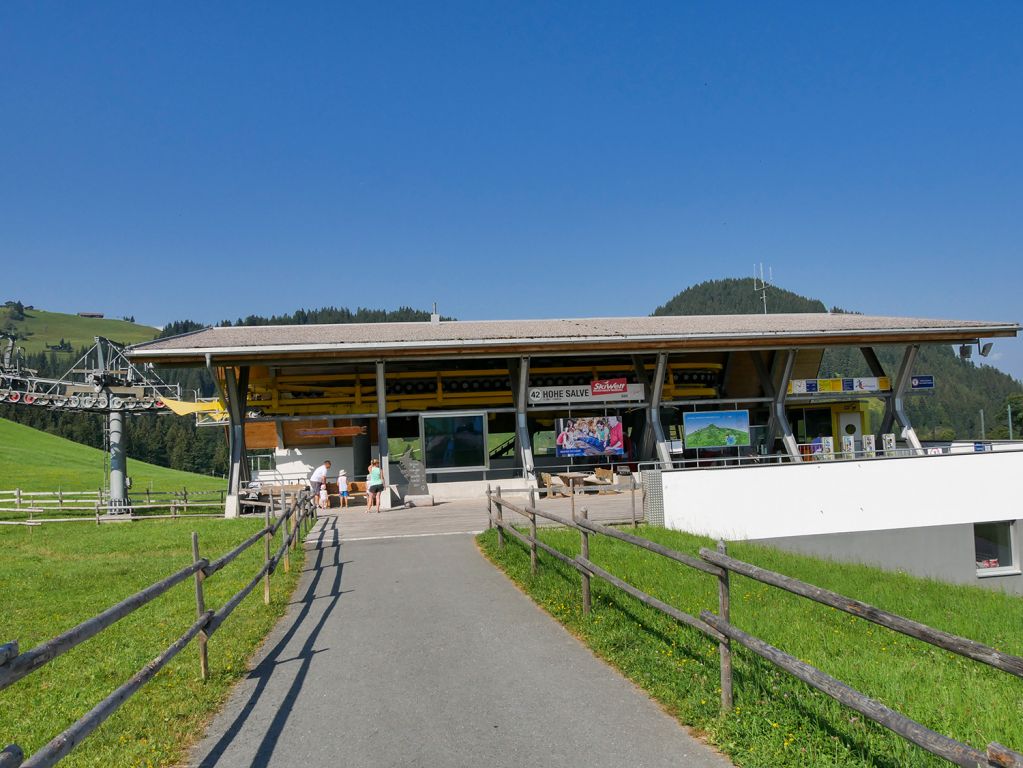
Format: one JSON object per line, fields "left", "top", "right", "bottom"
{"left": 0, "top": 487, "right": 227, "bottom": 523}
{"left": 0, "top": 488, "right": 317, "bottom": 768}
{"left": 486, "top": 488, "right": 1023, "bottom": 768}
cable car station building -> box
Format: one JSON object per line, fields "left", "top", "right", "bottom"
{"left": 130, "top": 312, "right": 1023, "bottom": 593}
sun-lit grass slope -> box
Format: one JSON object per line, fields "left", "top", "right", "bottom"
{"left": 0, "top": 417, "right": 223, "bottom": 493}
{"left": 4, "top": 308, "right": 158, "bottom": 354}
{"left": 0, "top": 518, "right": 304, "bottom": 768}
{"left": 478, "top": 526, "right": 1023, "bottom": 768}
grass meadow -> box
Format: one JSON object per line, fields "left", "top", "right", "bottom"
{"left": 478, "top": 526, "right": 1023, "bottom": 768}
{"left": 0, "top": 417, "right": 224, "bottom": 495}
{"left": 0, "top": 518, "right": 303, "bottom": 768}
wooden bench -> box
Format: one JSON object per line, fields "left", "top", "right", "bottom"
{"left": 318, "top": 481, "right": 368, "bottom": 507}
{"left": 540, "top": 472, "right": 571, "bottom": 498}
{"left": 583, "top": 466, "right": 619, "bottom": 494}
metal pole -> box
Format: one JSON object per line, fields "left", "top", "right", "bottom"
{"left": 1009, "top": 402, "right": 1014, "bottom": 441}
{"left": 980, "top": 409, "right": 986, "bottom": 440}
{"left": 108, "top": 409, "right": 127, "bottom": 508}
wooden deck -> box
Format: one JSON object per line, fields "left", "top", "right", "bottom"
{"left": 328, "top": 487, "right": 644, "bottom": 540}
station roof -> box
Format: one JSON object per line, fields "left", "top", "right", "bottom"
{"left": 127, "top": 313, "right": 1019, "bottom": 366}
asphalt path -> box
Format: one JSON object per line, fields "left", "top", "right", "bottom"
{"left": 190, "top": 514, "right": 733, "bottom": 768}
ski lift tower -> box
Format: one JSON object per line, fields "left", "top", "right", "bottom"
{"left": 0, "top": 336, "right": 180, "bottom": 511}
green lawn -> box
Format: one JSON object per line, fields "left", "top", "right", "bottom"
{"left": 0, "top": 418, "right": 224, "bottom": 494}
{"left": 478, "top": 526, "right": 1023, "bottom": 768}
{"left": 3, "top": 308, "right": 158, "bottom": 355}
{"left": 0, "top": 518, "right": 304, "bottom": 768}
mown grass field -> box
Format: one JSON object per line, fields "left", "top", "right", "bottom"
{"left": 2, "top": 308, "right": 158, "bottom": 354}
{"left": 478, "top": 526, "right": 1023, "bottom": 768}
{"left": 0, "top": 417, "right": 223, "bottom": 494}
{"left": 0, "top": 518, "right": 303, "bottom": 768}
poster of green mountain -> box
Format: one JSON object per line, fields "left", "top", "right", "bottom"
{"left": 683, "top": 409, "right": 751, "bottom": 448}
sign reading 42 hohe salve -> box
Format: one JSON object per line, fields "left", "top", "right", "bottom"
{"left": 528, "top": 378, "right": 645, "bottom": 405}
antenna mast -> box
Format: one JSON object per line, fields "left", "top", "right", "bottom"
{"left": 753, "top": 263, "right": 773, "bottom": 314}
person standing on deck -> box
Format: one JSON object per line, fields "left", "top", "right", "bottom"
{"left": 309, "top": 460, "right": 331, "bottom": 501}
{"left": 366, "top": 458, "right": 384, "bottom": 513}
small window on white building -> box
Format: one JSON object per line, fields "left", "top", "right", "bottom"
{"left": 974, "top": 521, "right": 1016, "bottom": 574}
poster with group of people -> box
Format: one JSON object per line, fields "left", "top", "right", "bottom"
{"left": 555, "top": 416, "right": 624, "bottom": 456}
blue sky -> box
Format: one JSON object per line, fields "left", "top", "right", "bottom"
{"left": 2, "top": 3, "right": 1022, "bottom": 378}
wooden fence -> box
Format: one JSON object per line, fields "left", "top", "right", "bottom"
{"left": 0, "top": 488, "right": 227, "bottom": 524}
{"left": 0, "top": 488, "right": 317, "bottom": 768}
{"left": 486, "top": 488, "right": 1023, "bottom": 768}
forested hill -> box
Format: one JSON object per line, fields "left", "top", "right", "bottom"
{"left": 653, "top": 278, "right": 827, "bottom": 316}
{"left": 650, "top": 278, "right": 1022, "bottom": 440}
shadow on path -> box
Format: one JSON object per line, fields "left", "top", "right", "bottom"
{"left": 196, "top": 517, "right": 345, "bottom": 768}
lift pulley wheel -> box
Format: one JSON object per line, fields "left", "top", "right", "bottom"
{"left": 110, "top": 397, "right": 123, "bottom": 409}
{"left": 68, "top": 396, "right": 80, "bottom": 408}
{"left": 95, "top": 395, "right": 109, "bottom": 409}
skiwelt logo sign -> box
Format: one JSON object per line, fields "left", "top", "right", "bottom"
{"left": 591, "top": 378, "right": 628, "bottom": 396}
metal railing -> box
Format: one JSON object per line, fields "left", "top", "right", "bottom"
{"left": 485, "top": 489, "right": 1023, "bottom": 768}
{"left": 0, "top": 489, "right": 318, "bottom": 768}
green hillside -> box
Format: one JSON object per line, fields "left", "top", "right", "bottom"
{"left": 0, "top": 417, "right": 223, "bottom": 493}
{"left": 653, "top": 277, "right": 827, "bottom": 316}
{"left": 1, "top": 305, "right": 158, "bottom": 354}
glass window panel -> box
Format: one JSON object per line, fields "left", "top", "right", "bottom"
{"left": 975, "top": 522, "right": 1014, "bottom": 570}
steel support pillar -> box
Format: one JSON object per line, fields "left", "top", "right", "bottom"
{"left": 880, "top": 345, "right": 923, "bottom": 454}
{"left": 632, "top": 355, "right": 655, "bottom": 461}
{"left": 766, "top": 350, "right": 801, "bottom": 461}
{"left": 860, "top": 347, "right": 887, "bottom": 379}
{"left": 751, "top": 351, "right": 778, "bottom": 446}
{"left": 376, "top": 361, "right": 391, "bottom": 509}
{"left": 650, "top": 353, "right": 671, "bottom": 466}
{"left": 108, "top": 408, "right": 127, "bottom": 509}
{"left": 214, "top": 359, "right": 249, "bottom": 517}
{"left": 515, "top": 356, "right": 536, "bottom": 481}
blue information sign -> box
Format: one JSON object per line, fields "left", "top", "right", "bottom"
{"left": 910, "top": 375, "right": 935, "bottom": 390}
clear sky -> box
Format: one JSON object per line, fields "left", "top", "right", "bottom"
{"left": 3, "top": 3, "right": 1022, "bottom": 379}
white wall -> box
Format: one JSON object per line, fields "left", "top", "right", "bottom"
{"left": 662, "top": 450, "right": 1023, "bottom": 541}
{"left": 254, "top": 446, "right": 356, "bottom": 484}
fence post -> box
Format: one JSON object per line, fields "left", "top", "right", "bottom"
{"left": 283, "top": 502, "right": 292, "bottom": 573}
{"left": 580, "top": 507, "right": 591, "bottom": 614}
{"left": 1, "top": 744, "right": 25, "bottom": 768}
{"left": 630, "top": 475, "right": 638, "bottom": 529}
{"left": 14, "top": 488, "right": 20, "bottom": 513}
{"left": 146, "top": 488, "right": 151, "bottom": 507}
{"left": 58, "top": 488, "right": 64, "bottom": 513}
{"left": 292, "top": 495, "right": 301, "bottom": 551}
{"left": 172, "top": 501, "right": 178, "bottom": 519}
{"left": 263, "top": 505, "right": 272, "bottom": 605}
{"left": 495, "top": 487, "right": 504, "bottom": 550}
{"left": 183, "top": 487, "right": 189, "bottom": 515}
{"left": 191, "top": 532, "right": 209, "bottom": 681}
{"left": 528, "top": 488, "right": 538, "bottom": 575}
{"left": 486, "top": 483, "right": 492, "bottom": 530}
{"left": 717, "top": 539, "right": 733, "bottom": 711}
{"left": 95, "top": 502, "right": 100, "bottom": 526}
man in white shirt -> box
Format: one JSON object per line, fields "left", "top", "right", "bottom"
{"left": 309, "top": 460, "right": 331, "bottom": 500}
